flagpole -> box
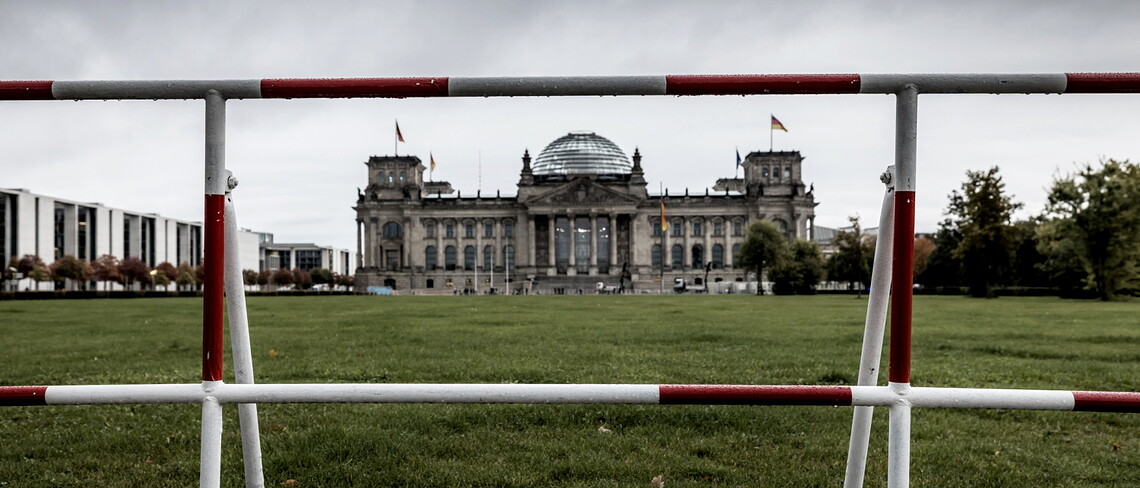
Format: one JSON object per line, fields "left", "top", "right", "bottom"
{"left": 394, "top": 120, "right": 398, "bottom": 156}
{"left": 769, "top": 114, "right": 773, "bottom": 152}
{"left": 659, "top": 182, "right": 665, "bottom": 295}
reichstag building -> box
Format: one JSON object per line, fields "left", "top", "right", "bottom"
{"left": 354, "top": 131, "right": 817, "bottom": 293}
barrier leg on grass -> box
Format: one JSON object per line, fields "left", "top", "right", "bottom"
{"left": 200, "top": 394, "right": 224, "bottom": 488}
{"left": 844, "top": 171, "right": 896, "bottom": 488}
{"left": 225, "top": 175, "right": 266, "bottom": 488}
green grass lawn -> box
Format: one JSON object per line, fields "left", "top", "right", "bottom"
{"left": 0, "top": 295, "right": 1137, "bottom": 487}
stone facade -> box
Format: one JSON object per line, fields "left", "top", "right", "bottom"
{"left": 354, "top": 133, "right": 817, "bottom": 294}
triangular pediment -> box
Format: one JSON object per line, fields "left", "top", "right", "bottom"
{"left": 527, "top": 178, "right": 643, "bottom": 206}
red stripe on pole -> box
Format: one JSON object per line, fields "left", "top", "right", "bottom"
{"left": 665, "top": 74, "right": 861, "bottom": 95}
{"left": 889, "top": 191, "right": 916, "bottom": 384}
{"left": 203, "top": 194, "right": 225, "bottom": 382}
{"left": 0, "top": 386, "right": 48, "bottom": 405}
{"left": 1072, "top": 391, "right": 1140, "bottom": 412}
{"left": 0, "top": 80, "right": 54, "bottom": 100}
{"left": 260, "top": 77, "right": 449, "bottom": 98}
{"left": 1065, "top": 73, "right": 1140, "bottom": 93}
{"left": 659, "top": 385, "right": 852, "bottom": 405}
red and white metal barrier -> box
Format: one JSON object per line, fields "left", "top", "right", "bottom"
{"left": 3, "top": 72, "right": 1140, "bottom": 488}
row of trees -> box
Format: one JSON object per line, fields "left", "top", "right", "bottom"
{"left": 3, "top": 254, "right": 353, "bottom": 292}
{"left": 735, "top": 159, "right": 1139, "bottom": 300}
{"left": 922, "top": 159, "right": 1139, "bottom": 300}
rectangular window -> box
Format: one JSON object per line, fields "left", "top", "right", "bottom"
{"left": 671, "top": 221, "right": 683, "bottom": 237}
{"left": 465, "top": 224, "right": 474, "bottom": 238}
{"left": 733, "top": 220, "right": 743, "bottom": 237}
{"left": 297, "top": 250, "right": 322, "bottom": 271}
{"left": 425, "top": 223, "right": 435, "bottom": 238}
{"left": 446, "top": 224, "right": 455, "bottom": 238}
{"left": 652, "top": 220, "right": 662, "bottom": 237}
{"left": 692, "top": 221, "right": 702, "bottom": 237}
{"left": 713, "top": 221, "right": 723, "bottom": 236}
{"left": 484, "top": 223, "right": 494, "bottom": 238}
{"left": 504, "top": 223, "right": 513, "bottom": 238}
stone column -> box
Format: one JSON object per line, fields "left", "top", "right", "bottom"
{"left": 364, "top": 219, "right": 374, "bottom": 267}
{"left": 589, "top": 213, "right": 598, "bottom": 275}
{"left": 355, "top": 219, "right": 363, "bottom": 269}
{"left": 403, "top": 217, "right": 413, "bottom": 269}
{"left": 435, "top": 220, "right": 443, "bottom": 269}
{"left": 547, "top": 214, "right": 556, "bottom": 274}
{"left": 609, "top": 213, "right": 618, "bottom": 275}
{"left": 527, "top": 216, "right": 537, "bottom": 268}
{"left": 567, "top": 213, "right": 576, "bottom": 275}
{"left": 703, "top": 222, "right": 711, "bottom": 270}
{"left": 682, "top": 218, "right": 691, "bottom": 270}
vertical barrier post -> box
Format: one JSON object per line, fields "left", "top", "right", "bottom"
{"left": 843, "top": 168, "right": 896, "bottom": 488}
{"left": 202, "top": 89, "right": 227, "bottom": 488}
{"left": 887, "top": 84, "right": 919, "bottom": 488}
{"left": 200, "top": 396, "right": 224, "bottom": 488}
{"left": 224, "top": 173, "right": 266, "bottom": 488}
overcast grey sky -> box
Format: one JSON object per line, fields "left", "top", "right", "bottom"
{"left": 3, "top": 0, "right": 1139, "bottom": 252}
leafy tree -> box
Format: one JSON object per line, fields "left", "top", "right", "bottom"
{"left": 27, "top": 263, "right": 50, "bottom": 286}
{"left": 257, "top": 269, "right": 272, "bottom": 287}
{"left": 945, "top": 167, "right": 1022, "bottom": 298}
{"left": 16, "top": 254, "right": 43, "bottom": 275}
{"left": 918, "top": 220, "right": 963, "bottom": 289}
{"left": 336, "top": 273, "right": 355, "bottom": 291}
{"left": 271, "top": 269, "right": 294, "bottom": 289}
{"left": 176, "top": 262, "right": 197, "bottom": 290}
{"left": 770, "top": 239, "right": 825, "bottom": 295}
{"left": 912, "top": 236, "right": 936, "bottom": 281}
{"left": 92, "top": 254, "right": 122, "bottom": 290}
{"left": 292, "top": 268, "right": 314, "bottom": 290}
{"left": 827, "top": 216, "right": 873, "bottom": 296}
{"left": 310, "top": 268, "right": 334, "bottom": 288}
{"left": 1039, "top": 159, "right": 1140, "bottom": 300}
{"left": 155, "top": 262, "right": 178, "bottom": 281}
{"left": 194, "top": 260, "right": 207, "bottom": 285}
{"left": 118, "top": 257, "right": 151, "bottom": 289}
{"left": 1008, "top": 219, "right": 1049, "bottom": 288}
{"left": 50, "top": 255, "right": 91, "bottom": 290}
{"left": 735, "top": 221, "right": 789, "bottom": 295}
{"left": 243, "top": 269, "right": 259, "bottom": 289}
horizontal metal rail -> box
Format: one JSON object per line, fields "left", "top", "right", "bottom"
{"left": 2, "top": 73, "right": 1140, "bottom": 100}
{"left": 1, "top": 384, "right": 1138, "bottom": 412}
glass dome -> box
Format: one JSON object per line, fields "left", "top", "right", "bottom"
{"left": 532, "top": 131, "right": 632, "bottom": 175}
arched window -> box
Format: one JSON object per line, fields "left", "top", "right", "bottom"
{"left": 425, "top": 245, "right": 437, "bottom": 270}
{"left": 731, "top": 243, "right": 741, "bottom": 267}
{"left": 671, "top": 244, "right": 683, "bottom": 270}
{"left": 503, "top": 245, "right": 515, "bottom": 271}
{"left": 712, "top": 244, "right": 724, "bottom": 270}
{"left": 761, "top": 167, "right": 769, "bottom": 178}
{"left": 651, "top": 244, "right": 662, "bottom": 270}
{"left": 444, "top": 246, "right": 456, "bottom": 270}
{"left": 399, "top": 171, "right": 407, "bottom": 183}
{"left": 382, "top": 221, "right": 403, "bottom": 238}
{"left": 691, "top": 244, "right": 704, "bottom": 269}
{"left": 483, "top": 245, "right": 494, "bottom": 271}
{"left": 784, "top": 167, "right": 792, "bottom": 179}
{"left": 464, "top": 246, "right": 476, "bottom": 271}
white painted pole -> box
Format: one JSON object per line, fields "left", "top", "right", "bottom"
{"left": 224, "top": 177, "right": 266, "bottom": 488}
{"left": 887, "top": 400, "right": 911, "bottom": 488}
{"left": 200, "top": 394, "right": 224, "bottom": 488}
{"left": 844, "top": 171, "right": 896, "bottom": 488}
